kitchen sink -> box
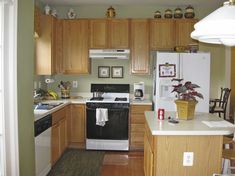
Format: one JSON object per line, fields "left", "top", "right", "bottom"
{"left": 34, "top": 102, "right": 63, "bottom": 110}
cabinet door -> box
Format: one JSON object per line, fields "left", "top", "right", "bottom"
{"left": 35, "top": 14, "right": 55, "bottom": 75}
{"left": 54, "top": 19, "right": 63, "bottom": 74}
{"left": 89, "top": 19, "right": 108, "bottom": 48}
{"left": 144, "top": 133, "right": 153, "bottom": 176}
{"left": 150, "top": 19, "right": 175, "bottom": 50}
{"left": 51, "top": 123, "right": 60, "bottom": 165}
{"left": 130, "top": 19, "right": 150, "bottom": 74}
{"left": 63, "top": 19, "right": 90, "bottom": 74}
{"left": 70, "top": 105, "right": 86, "bottom": 145}
{"left": 34, "top": 6, "right": 41, "bottom": 37}
{"left": 175, "top": 19, "right": 198, "bottom": 46}
{"left": 109, "top": 19, "right": 129, "bottom": 48}
{"left": 60, "top": 118, "right": 67, "bottom": 154}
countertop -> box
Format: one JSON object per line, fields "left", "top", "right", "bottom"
{"left": 34, "top": 97, "right": 152, "bottom": 121}
{"left": 145, "top": 111, "right": 235, "bottom": 136}
{"left": 130, "top": 99, "right": 152, "bottom": 105}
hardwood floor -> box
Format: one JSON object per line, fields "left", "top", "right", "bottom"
{"left": 101, "top": 151, "right": 144, "bottom": 176}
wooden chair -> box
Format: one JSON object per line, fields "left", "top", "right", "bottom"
{"left": 209, "top": 88, "right": 231, "bottom": 119}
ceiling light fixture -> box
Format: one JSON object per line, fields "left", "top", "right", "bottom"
{"left": 191, "top": 0, "right": 235, "bottom": 46}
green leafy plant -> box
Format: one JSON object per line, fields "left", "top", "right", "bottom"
{"left": 171, "top": 78, "right": 203, "bottom": 101}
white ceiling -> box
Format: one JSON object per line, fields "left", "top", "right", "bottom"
{"left": 40, "top": 0, "right": 225, "bottom": 8}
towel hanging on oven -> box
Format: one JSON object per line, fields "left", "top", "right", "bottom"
{"left": 96, "top": 108, "right": 108, "bottom": 126}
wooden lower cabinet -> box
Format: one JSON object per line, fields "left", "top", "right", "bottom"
{"left": 67, "top": 104, "right": 86, "bottom": 148}
{"left": 130, "top": 104, "right": 152, "bottom": 150}
{"left": 51, "top": 107, "right": 68, "bottom": 165}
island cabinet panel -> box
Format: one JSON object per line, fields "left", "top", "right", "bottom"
{"left": 144, "top": 133, "right": 153, "bottom": 176}
{"left": 35, "top": 14, "right": 56, "bottom": 75}
{"left": 175, "top": 19, "right": 198, "bottom": 47}
{"left": 144, "top": 130, "right": 223, "bottom": 176}
{"left": 51, "top": 107, "right": 68, "bottom": 165}
{"left": 130, "top": 105, "right": 152, "bottom": 150}
{"left": 67, "top": 104, "right": 86, "bottom": 148}
{"left": 63, "top": 19, "right": 90, "bottom": 74}
{"left": 150, "top": 19, "right": 175, "bottom": 50}
{"left": 130, "top": 19, "right": 150, "bottom": 74}
{"left": 89, "top": 19, "right": 129, "bottom": 49}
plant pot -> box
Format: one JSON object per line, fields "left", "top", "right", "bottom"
{"left": 175, "top": 100, "right": 197, "bottom": 120}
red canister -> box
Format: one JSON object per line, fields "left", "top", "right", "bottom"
{"left": 158, "top": 108, "right": 165, "bottom": 120}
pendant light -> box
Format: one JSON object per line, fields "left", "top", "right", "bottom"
{"left": 191, "top": 0, "right": 235, "bottom": 46}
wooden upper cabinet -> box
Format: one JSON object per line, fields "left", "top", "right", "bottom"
{"left": 150, "top": 19, "right": 175, "bottom": 50}
{"left": 34, "top": 6, "right": 41, "bottom": 37}
{"left": 63, "top": 19, "right": 90, "bottom": 74}
{"left": 175, "top": 19, "right": 198, "bottom": 46}
{"left": 89, "top": 19, "right": 129, "bottom": 49}
{"left": 130, "top": 19, "right": 150, "bottom": 74}
{"left": 108, "top": 19, "right": 129, "bottom": 48}
{"left": 89, "top": 19, "right": 108, "bottom": 48}
{"left": 54, "top": 19, "right": 63, "bottom": 74}
{"left": 35, "top": 14, "right": 56, "bottom": 75}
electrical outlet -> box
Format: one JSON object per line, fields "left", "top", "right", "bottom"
{"left": 38, "top": 81, "right": 41, "bottom": 89}
{"left": 72, "top": 81, "right": 78, "bottom": 88}
{"left": 183, "top": 152, "right": 193, "bottom": 166}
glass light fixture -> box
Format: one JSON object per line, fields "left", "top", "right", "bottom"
{"left": 191, "top": 0, "right": 235, "bottom": 46}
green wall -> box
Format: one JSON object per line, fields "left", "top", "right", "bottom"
{"left": 47, "top": 59, "right": 153, "bottom": 95}
{"left": 18, "top": 0, "right": 35, "bottom": 175}
{"left": 37, "top": 4, "right": 227, "bottom": 98}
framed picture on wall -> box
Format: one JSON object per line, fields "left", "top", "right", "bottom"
{"left": 111, "top": 66, "right": 123, "bottom": 78}
{"left": 98, "top": 66, "right": 110, "bottom": 78}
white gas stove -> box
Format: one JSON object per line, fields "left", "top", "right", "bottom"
{"left": 86, "top": 84, "right": 130, "bottom": 151}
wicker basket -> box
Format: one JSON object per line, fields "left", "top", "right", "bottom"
{"left": 175, "top": 100, "right": 197, "bottom": 120}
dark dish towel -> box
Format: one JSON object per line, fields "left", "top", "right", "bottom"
{"left": 47, "top": 149, "right": 105, "bottom": 176}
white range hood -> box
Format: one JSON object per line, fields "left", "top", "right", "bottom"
{"left": 89, "top": 49, "right": 130, "bottom": 59}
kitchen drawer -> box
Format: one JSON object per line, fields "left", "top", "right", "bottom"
{"left": 130, "top": 105, "right": 152, "bottom": 114}
{"left": 131, "top": 124, "right": 145, "bottom": 132}
{"left": 131, "top": 114, "right": 145, "bottom": 124}
{"left": 52, "top": 107, "right": 66, "bottom": 125}
{"left": 131, "top": 132, "right": 144, "bottom": 143}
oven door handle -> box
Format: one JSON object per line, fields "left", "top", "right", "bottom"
{"left": 86, "top": 108, "right": 129, "bottom": 111}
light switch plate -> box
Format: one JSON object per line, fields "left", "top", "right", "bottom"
{"left": 183, "top": 152, "right": 194, "bottom": 166}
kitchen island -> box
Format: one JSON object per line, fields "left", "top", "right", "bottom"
{"left": 144, "top": 111, "right": 235, "bottom": 176}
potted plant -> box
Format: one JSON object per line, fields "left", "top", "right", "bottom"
{"left": 171, "top": 78, "right": 203, "bottom": 120}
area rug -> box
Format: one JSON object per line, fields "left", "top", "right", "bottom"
{"left": 103, "top": 154, "right": 129, "bottom": 166}
{"left": 48, "top": 149, "right": 105, "bottom": 176}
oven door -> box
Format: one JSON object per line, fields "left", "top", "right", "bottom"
{"left": 86, "top": 107, "right": 129, "bottom": 140}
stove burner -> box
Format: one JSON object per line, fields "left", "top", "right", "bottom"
{"left": 90, "top": 97, "right": 104, "bottom": 101}
{"left": 115, "top": 97, "right": 127, "bottom": 101}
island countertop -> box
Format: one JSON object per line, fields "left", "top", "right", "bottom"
{"left": 145, "top": 111, "right": 235, "bottom": 136}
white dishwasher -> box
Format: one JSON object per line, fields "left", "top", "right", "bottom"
{"left": 34, "top": 114, "right": 52, "bottom": 176}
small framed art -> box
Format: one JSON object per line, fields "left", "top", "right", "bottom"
{"left": 159, "top": 64, "right": 176, "bottom": 77}
{"left": 98, "top": 66, "right": 110, "bottom": 78}
{"left": 111, "top": 66, "right": 123, "bottom": 78}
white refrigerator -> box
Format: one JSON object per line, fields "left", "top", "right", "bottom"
{"left": 153, "top": 51, "right": 210, "bottom": 113}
